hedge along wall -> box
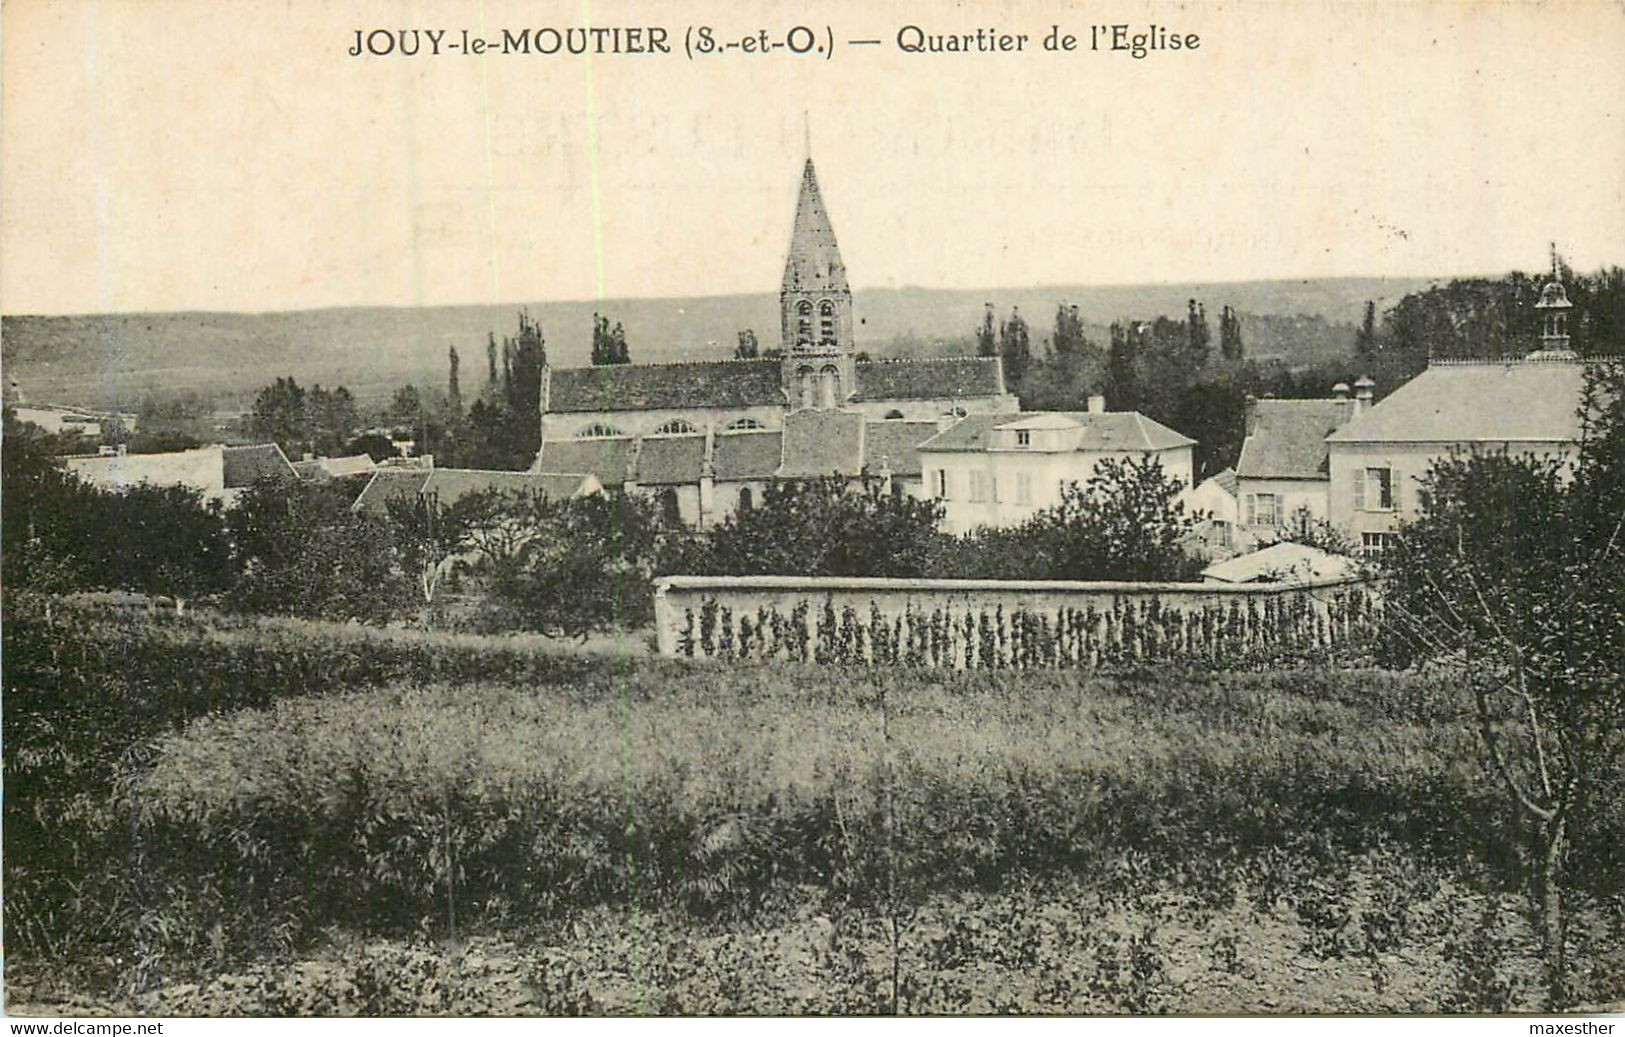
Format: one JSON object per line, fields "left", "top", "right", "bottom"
{"left": 653, "top": 575, "right": 1379, "bottom": 670}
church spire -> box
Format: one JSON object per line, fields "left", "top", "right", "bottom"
{"left": 781, "top": 157, "right": 849, "bottom": 296}
{"left": 779, "top": 154, "right": 856, "bottom": 407}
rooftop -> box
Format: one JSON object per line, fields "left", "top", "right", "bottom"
{"left": 1236, "top": 399, "right": 1351, "bottom": 481}
{"left": 918, "top": 411, "right": 1195, "bottom": 453}
{"left": 1326, "top": 359, "right": 1588, "bottom": 445}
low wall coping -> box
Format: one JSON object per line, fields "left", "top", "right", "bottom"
{"left": 655, "top": 573, "right": 1368, "bottom": 596}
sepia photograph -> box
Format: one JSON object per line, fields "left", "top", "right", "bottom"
{"left": 2, "top": 0, "right": 1623, "bottom": 1022}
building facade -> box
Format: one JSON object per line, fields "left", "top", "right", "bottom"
{"left": 915, "top": 402, "right": 1195, "bottom": 535}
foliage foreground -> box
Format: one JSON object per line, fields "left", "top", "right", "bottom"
{"left": 5, "top": 596, "right": 1622, "bottom": 1015}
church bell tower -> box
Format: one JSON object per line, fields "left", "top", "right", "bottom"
{"left": 780, "top": 157, "right": 856, "bottom": 410}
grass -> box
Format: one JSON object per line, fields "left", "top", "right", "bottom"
{"left": 5, "top": 594, "right": 1622, "bottom": 1014}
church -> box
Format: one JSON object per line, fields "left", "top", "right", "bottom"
{"left": 531, "top": 157, "right": 1019, "bottom": 526}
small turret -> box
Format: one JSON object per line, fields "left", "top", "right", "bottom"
{"left": 1531, "top": 242, "right": 1577, "bottom": 359}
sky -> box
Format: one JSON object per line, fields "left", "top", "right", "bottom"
{"left": 3, "top": 0, "right": 1623, "bottom": 316}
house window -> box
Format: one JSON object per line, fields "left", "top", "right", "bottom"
{"left": 969, "top": 471, "right": 991, "bottom": 502}
{"left": 935, "top": 469, "right": 949, "bottom": 499}
{"left": 1247, "top": 492, "right": 1282, "bottom": 527}
{"left": 1016, "top": 429, "right": 1031, "bottom": 448}
{"left": 1362, "top": 532, "right": 1396, "bottom": 557}
{"left": 1015, "top": 472, "right": 1033, "bottom": 505}
{"left": 1356, "top": 467, "right": 1395, "bottom": 511}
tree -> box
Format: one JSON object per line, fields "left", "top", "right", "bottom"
{"left": 226, "top": 479, "right": 407, "bottom": 623}
{"left": 1355, "top": 300, "right": 1377, "bottom": 358}
{"left": 447, "top": 345, "right": 463, "bottom": 419}
{"left": 701, "top": 476, "right": 945, "bottom": 578}
{"left": 1020, "top": 455, "right": 1197, "bottom": 581}
{"left": 976, "top": 303, "right": 996, "bottom": 358}
{"left": 1187, "top": 299, "right": 1211, "bottom": 362}
{"left": 998, "top": 307, "right": 1032, "bottom": 385}
{"left": 610, "top": 321, "right": 631, "bottom": 364}
{"left": 1053, "top": 302, "right": 1086, "bottom": 358}
{"left": 735, "top": 329, "right": 760, "bottom": 360}
{"left": 1378, "top": 361, "right": 1625, "bottom": 1007}
{"left": 483, "top": 491, "right": 667, "bottom": 636}
{"left": 1106, "top": 322, "right": 1139, "bottom": 411}
{"left": 344, "top": 433, "right": 398, "bottom": 463}
{"left": 248, "top": 376, "right": 308, "bottom": 455}
{"left": 1219, "top": 305, "right": 1245, "bottom": 361}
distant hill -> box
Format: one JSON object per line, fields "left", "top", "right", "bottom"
{"left": 2, "top": 277, "right": 1436, "bottom": 411}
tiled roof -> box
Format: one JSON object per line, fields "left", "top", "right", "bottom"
{"left": 779, "top": 409, "right": 866, "bottom": 477}
{"left": 782, "top": 159, "right": 849, "bottom": 294}
{"left": 547, "top": 360, "right": 784, "bottom": 413}
{"left": 1325, "top": 361, "right": 1586, "bottom": 444}
{"left": 533, "top": 437, "right": 639, "bottom": 485}
{"left": 1206, "top": 467, "right": 1239, "bottom": 496}
{"left": 861, "top": 420, "right": 937, "bottom": 477}
{"left": 352, "top": 469, "right": 431, "bottom": 517}
{"left": 635, "top": 434, "right": 706, "bottom": 486}
{"left": 918, "top": 411, "right": 1195, "bottom": 453}
{"left": 222, "top": 444, "right": 297, "bottom": 488}
{"left": 1236, "top": 400, "right": 1350, "bottom": 481}
{"left": 713, "top": 430, "right": 783, "bottom": 482}
{"left": 354, "top": 468, "right": 598, "bottom": 517}
{"left": 855, "top": 356, "right": 1004, "bottom": 401}
{"left": 422, "top": 469, "right": 595, "bottom": 504}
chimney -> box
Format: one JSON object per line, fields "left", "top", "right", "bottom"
{"left": 117, "top": 443, "right": 128, "bottom": 457}
{"left": 1243, "top": 394, "right": 1258, "bottom": 434}
{"left": 1331, "top": 382, "right": 1350, "bottom": 402}
{"left": 1087, "top": 394, "right": 1106, "bottom": 414}
{"left": 1353, "top": 375, "right": 1375, "bottom": 415}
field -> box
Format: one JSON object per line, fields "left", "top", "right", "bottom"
{"left": 4, "top": 593, "right": 1622, "bottom": 1015}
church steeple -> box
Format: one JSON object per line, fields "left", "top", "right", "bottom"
{"left": 780, "top": 156, "right": 856, "bottom": 409}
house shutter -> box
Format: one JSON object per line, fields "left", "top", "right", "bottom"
{"left": 1245, "top": 493, "right": 1256, "bottom": 525}
{"left": 1353, "top": 468, "right": 1366, "bottom": 511}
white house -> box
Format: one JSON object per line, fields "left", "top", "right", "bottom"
{"left": 1186, "top": 467, "right": 1240, "bottom": 555}
{"left": 1234, "top": 386, "right": 1364, "bottom": 549}
{"left": 64, "top": 443, "right": 296, "bottom": 508}
{"left": 1325, "top": 264, "right": 1595, "bottom": 556}
{"left": 915, "top": 400, "right": 1195, "bottom": 535}
{"left": 1325, "top": 358, "right": 1588, "bottom": 554}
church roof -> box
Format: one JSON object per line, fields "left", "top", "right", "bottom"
{"left": 713, "top": 430, "right": 784, "bottom": 481}
{"left": 855, "top": 357, "right": 1004, "bottom": 401}
{"left": 635, "top": 434, "right": 707, "bottom": 486}
{"left": 547, "top": 359, "right": 784, "bottom": 414}
{"left": 779, "top": 409, "right": 866, "bottom": 477}
{"left": 782, "top": 158, "right": 848, "bottom": 295}
{"left": 862, "top": 420, "right": 936, "bottom": 477}
{"left": 1325, "top": 361, "right": 1586, "bottom": 445}
{"left": 533, "top": 437, "right": 639, "bottom": 485}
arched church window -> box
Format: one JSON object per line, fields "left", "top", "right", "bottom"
{"left": 658, "top": 487, "right": 681, "bottom": 524}
{"left": 576, "top": 423, "right": 626, "bottom": 439}
{"left": 738, "top": 487, "right": 754, "bottom": 512}
{"left": 798, "top": 300, "right": 814, "bottom": 315}
{"left": 820, "top": 365, "right": 840, "bottom": 410}
{"left": 798, "top": 367, "right": 816, "bottom": 410}
{"left": 725, "top": 417, "right": 765, "bottom": 431}
{"left": 883, "top": 409, "right": 905, "bottom": 420}
{"left": 652, "top": 419, "right": 698, "bottom": 436}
